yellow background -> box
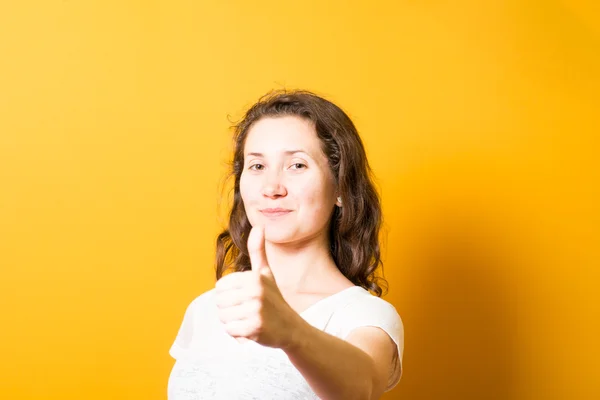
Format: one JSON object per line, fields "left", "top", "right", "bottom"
{"left": 1, "top": 1, "right": 598, "bottom": 399}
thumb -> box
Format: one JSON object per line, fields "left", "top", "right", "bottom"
{"left": 247, "top": 226, "right": 272, "bottom": 276}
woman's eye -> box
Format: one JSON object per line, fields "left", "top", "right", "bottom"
{"left": 249, "top": 164, "right": 264, "bottom": 171}
{"left": 290, "top": 163, "right": 307, "bottom": 170}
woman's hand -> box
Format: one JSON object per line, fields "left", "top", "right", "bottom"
{"left": 214, "top": 226, "right": 305, "bottom": 349}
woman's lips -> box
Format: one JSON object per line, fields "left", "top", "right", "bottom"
{"left": 260, "top": 209, "right": 292, "bottom": 217}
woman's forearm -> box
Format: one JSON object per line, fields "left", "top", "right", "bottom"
{"left": 283, "top": 318, "right": 378, "bottom": 400}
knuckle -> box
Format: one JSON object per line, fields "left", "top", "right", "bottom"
{"left": 224, "top": 324, "right": 236, "bottom": 336}
{"left": 251, "top": 298, "right": 263, "bottom": 313}
{"left": 254, "top": 281, "right": 265, "bottom": 296}
{"left": 249, "top": 283, "right": 264, "bottom": 299}
{"left": 217, "top": 310, "right": 226, "bottom": 323}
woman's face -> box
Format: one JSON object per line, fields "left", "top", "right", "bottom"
{"left": 240, "top": 116, "right": 339, "bottom": 245}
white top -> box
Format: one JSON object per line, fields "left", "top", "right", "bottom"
{"left": 168, "top": 286, "right": 404, "bottom": 400}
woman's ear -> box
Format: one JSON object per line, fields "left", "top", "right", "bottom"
{"left": 336, "top": 196, "right": 342, "bottom": 207}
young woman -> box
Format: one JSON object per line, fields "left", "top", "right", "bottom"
{"left": 168, "top": 90, "right": 404, "bottom": 399}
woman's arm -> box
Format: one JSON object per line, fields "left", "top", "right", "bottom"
{"left": 284, "top": 317, "right": 398, "bottom": 400}
{"left": 215, "top": 227, "right": 400, "bottom": 398}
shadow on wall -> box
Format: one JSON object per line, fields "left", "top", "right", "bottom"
{"left": 390, "top": 208, "right": 521, "bottom": 400}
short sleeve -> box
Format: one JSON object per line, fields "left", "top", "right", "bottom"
{"left": 336, "top": 295, "right": 404, "bottom": 391}
{"left": 169, "top": 300, "right": 195, "bottom": 360}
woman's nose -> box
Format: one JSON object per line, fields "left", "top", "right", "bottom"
{"left": 262, "top": 172, "right": 287, "bottom": 198}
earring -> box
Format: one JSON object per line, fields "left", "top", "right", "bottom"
{"left": 337, "top": 196, "right": 342, "bottom": 205}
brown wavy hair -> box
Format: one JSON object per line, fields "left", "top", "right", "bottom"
{"left": 215, "top": 89, "right": 387, "bottom": 296}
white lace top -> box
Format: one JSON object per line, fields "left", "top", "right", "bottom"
{"left": 168, "top": 286, "right": 404, "bottom": 399}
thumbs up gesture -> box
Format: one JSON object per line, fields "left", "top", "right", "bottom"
{"left": 215, "top": 226, "right": 302, "bottom": 348}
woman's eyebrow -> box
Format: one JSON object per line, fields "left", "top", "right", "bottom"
{"left": 246, "top": 150, "right": 309, "bottom": 157}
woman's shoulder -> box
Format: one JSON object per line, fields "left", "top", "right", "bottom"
{"left": 329, "top": 287, "right": 404, "bottom": 372}
{"left": 178, "top": 287, "right": 217, "bottom": 318}
{"left": 343, "top": 287, "right": 401, "bottom": 317}
{"left": 328, "top": 286, "right": 404, "bottom": 338}
{"left": 187, "top": 287, "right": 216, "bottom": 308}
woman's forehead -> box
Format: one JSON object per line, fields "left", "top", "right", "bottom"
{"left": 244, "top": 116, "right": 321, "bottom": 156}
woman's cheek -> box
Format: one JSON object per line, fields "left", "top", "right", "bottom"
{"left": 239, "top": 180, "right": 256, "bottom": 221}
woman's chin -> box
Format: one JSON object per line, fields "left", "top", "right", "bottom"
{"left": 264, "top": 226, "right": 298, "bottom": 244}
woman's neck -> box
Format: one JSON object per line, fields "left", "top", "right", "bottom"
{"left": 263, "top": 234, "right": 341, "bottom": 293}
